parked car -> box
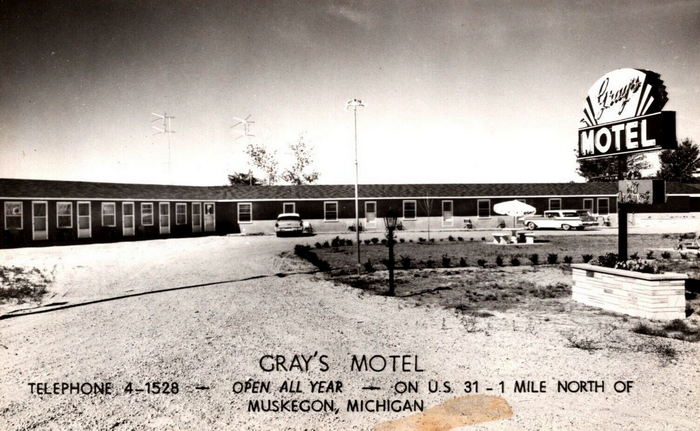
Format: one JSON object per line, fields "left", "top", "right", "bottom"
{"left": 274, "top": 213, "right": 312, "bottom": 236}
{"left": 522, "top": 210, "right": 598, "bottom": 231}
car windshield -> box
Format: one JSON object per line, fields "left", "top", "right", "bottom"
{"left": 277, "top": 215, "right": 301, "bottom": 221}
{"left": 576, "top": 210, "right": 591, "bottom": 217}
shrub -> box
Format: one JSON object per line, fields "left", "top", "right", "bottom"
{"left": 547, "top": 253, "right": 559, "bottom": 265}
{"left": 399, "top": 255, "right": 412, "bottom": 269}
{"left": 680, "top": 252, "right": 688, "bottom": 260}
{"left": 425, "top": 258, "right": 436, "bottom": 268}
{"left": 345, "top": 239, "right": 353, "bottom": 246}
{"left": 563, "top": 255, "right": 573, "bottom": 264}
{"left": 331, "top": 236, "right": 341, "bottom": 247}
{"left": 363, "top": 239, "right": 371, "bottom": 245}
{"left": 399, "top": 238, "right": 405, "bottom": 243}
{"left": 615, "top": 259, "right": 660, "bottom": 274}
{"left": 315, "top": 259, "right": 331, "bottom": 272}
{"left": 348, "top": 222, "right": 364, "bottom": 232}
{"left": 458, "top": 236, "right": 464, "bottom": 241}
{"left": 314, "top": 242, "right": 323, "bottom": 249}
{"left": 481, "top": 237, "right": 486, "bottom": 241}
{"left": 322, "top": 241, "right": 330, "bottom": 248}
{"left": 565, "top": 334, "right": 600, "bottom": 352}
{"left": 448, "top": 235, "right": 455, "bottom": 242}
{"left": 380, "top": 258, "right": 393, "bottom": 269}
{"left": 418, "top": 237, "right": 426, "bottom": 243}
{"left": 459, "top": 257, "right": 468, "bottom": 267}
{"left": 429, "top": 238, "right": 435, "bottom": 243}
{"left": 630, "top": 252, "right": 639, "bottom": 260}
{"left": 632, "top": 323, "right": 666, "bottom": 337}
{"left": 495, "top": 255, "right": 504, "bottom": 266}
{"left": 661, "top": 251, "right": 671, "bottom": 259}
{"left": 595, "top": 252, "right": 619, "bottom": 268}
{"left": 581, "top": 254, "right": 594, "bottom": 263}
{"left": 371, "top": 237, "right": 379, "bottom": 245}
{"left": 409, "top": 239, "right": 414, "bottom": 243}
{"left": 363, "top": 259, "right": 375, "bottom": 273}
{"left": 528, "top": 253, "right": 539, "bottom": 265}
{"left": 510, "top": 256, "right": 521, "bottom": 266}
{"left": 646, "top": 250, "right": 654, "bottom": 259}
{"left": 380, "top": 239, "right": 388, "bottom": 245}
{"left": 663, "top": 319, "right": 691, "bottom": 333}
{"left": 294, "top": 244, "right": 312, "bottom": 257}
{"left": 477, "top": 259, "right": 486, "bottom": 267}
{"left": 441, "top": 254, "right": 451, "bottom": 268}
{"left": 439, "top": 238, "right": 444, "bottom": 242}
{"left": 470, "top": 238, "right": 474, "bottom": 242}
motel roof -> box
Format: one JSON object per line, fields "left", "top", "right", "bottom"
{"left": 1, "top": 178, "right": 699, "bottom": 201}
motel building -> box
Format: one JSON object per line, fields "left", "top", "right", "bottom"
{"left": 1, "top": 178, "right": 700, "bottom": 248}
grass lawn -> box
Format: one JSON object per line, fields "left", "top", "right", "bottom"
{"left": 303, "top": 234, "right": 695, "bottom": 271}
{"left": 292, "top": 233, "right": 700, "bottom": 343}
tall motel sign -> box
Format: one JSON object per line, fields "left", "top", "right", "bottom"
{"left": 577, "top": 68, "right": 677, "bottom": 259}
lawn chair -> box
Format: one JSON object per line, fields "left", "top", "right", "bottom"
{"left": 464, "top": 218, "right": 473, "bottom": 230}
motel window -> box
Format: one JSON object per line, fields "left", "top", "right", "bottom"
{"left": 283, "top": 202, "right": 295, "bottom": 214}
{"left": 57, "top": 202, "right": 73, "bottom": 228}
{"left": 598, "top": 198, "right": 609, "bottom": 215}
{"left": 141, "top": 203, "right": 154, "bottom": 226}
{"left": 477, "top": 199, "right": 490, "bottom": 218}
{"left": 403, "top": 200, "right": 416, "bottom": 220}
{"left": 549, "top": 198, "right": 562, "bottom": 211}
{"left": 176, "top": 203, "right": 187, "bottom": 225}
{"left": 238, "top": 203, "right": 253, "bottom": 223}
{"left": 324, "top": 201, "right": 338, "bottom": 221}
{"left": 102, "top": 202, "right": 116, "bottom": 227}
{"left": 4, "top": 201, "right": 23, "bottom": 230}
{"left": 583, "top": 198, "right": 594, "bottom": 213}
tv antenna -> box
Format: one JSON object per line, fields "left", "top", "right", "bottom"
{"left": 231, "top": 114, "right": 255, "bottom": 140}
{"left": 231, "top": 114, "right": 256, "bottom": 185}
{"left": 151, "top": 112, "right": 176, "bottom": 181}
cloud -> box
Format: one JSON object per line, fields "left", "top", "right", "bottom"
{"left": 326, "top": 4, "right": 375, "bottom": 29}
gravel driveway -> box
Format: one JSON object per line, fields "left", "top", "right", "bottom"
{"left": 1, "top": 235, "right": 698, "bottom": 430}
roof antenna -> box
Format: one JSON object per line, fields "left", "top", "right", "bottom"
{"left": 231, "top": 114, "right": 255, "bottom": 185}
{"left": 152, "top": 112, "right": 176, "bottom": 183}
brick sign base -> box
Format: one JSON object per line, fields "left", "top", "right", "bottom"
{"left": 571, "top": 264, "right": 686, "bottom": 320}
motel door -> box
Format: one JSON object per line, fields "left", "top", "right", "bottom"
{"left": 122, "top": 202, "right": 135, "bottom": 236}
{"left": 159, "top": 202, "right": 170, "bottom": 234}
{"left": 77, "top": 202, "right": 91, "bottom": 238}
{"left": 192, "top": 202, "right": 202, "bottom": 233}
{"left": 203, "top": 202, "right": 215, "bottom": 232}
{"left": 442, "top": 201, "right": 454, "bottom": 226}
{"left": 32, "top": 201, "right": 48, "bottom": 240}
{"left": 365, "top": 201, "right": 376, "bottom": 226}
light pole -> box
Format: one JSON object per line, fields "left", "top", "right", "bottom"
{"left": 346, "top": 98, "right": 364, "bottom": 275}
{"left": 384, "top": 208, "right": 399, "bottom": 296}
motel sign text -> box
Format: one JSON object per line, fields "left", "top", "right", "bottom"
{"left": 577, "top": 68, "right": 676, "bottom": 160}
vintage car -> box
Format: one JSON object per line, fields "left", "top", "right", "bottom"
{"left": 274, "top": 213, "right": 312, "bottom": 236}
{"left": 522, "top": 210, "right": 598, "bottom": 231}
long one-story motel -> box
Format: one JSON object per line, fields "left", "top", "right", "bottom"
{"left": 1, "top": 178, "right": 699, "bottom": 248}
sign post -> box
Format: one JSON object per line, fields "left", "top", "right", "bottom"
{"left": 577, "top": 68, "right": 676, "bottom": 261}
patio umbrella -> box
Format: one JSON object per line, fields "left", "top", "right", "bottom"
{"left": 493, "top": 200, "right": 536, "bottom": 228}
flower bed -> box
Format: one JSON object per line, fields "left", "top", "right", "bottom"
{"left": 571, "top": 263, "right": 687, "bottom": 320}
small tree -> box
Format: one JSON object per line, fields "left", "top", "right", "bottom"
{"left": 228, "top": 172, "right": 262, "bottom": 186}
{"left": 657, "top": 138, "right": 700, "bottom": 183}
{"left": 281, "top": 135, "right": 320, "bottom": 185}
{"left": 418, "top": 197, "right": 433, "bottom": 241}
{"left": 245, "top": 142, "right": 279, "bottom": 185}
{"left": 577, "top": 152, "right": 651, "bottom": 181}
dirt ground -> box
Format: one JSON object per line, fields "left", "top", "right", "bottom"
{"left": 1, "top": 233, "right": 699, "bottom": 430}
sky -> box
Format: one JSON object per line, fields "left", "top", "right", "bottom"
{"left": 1, "top": 0, "right": 699, "bottom": 186}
